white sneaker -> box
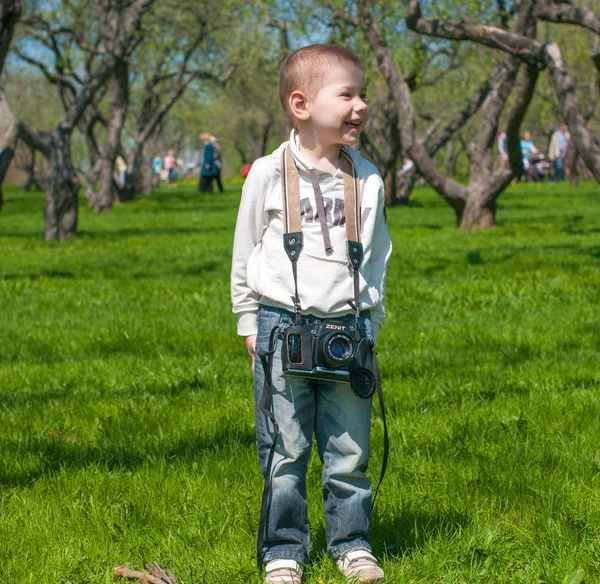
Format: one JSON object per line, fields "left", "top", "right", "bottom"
{"left": 336, "top": 548, "right": 385, "bottom": 582}
{"left": 265, "top": 559, "right": 303, "bottom": 584}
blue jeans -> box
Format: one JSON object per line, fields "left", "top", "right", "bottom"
{"left": 553, "top": 157, "right": 565, "bottom": 182}
{"left": 254, "top": 305, "right": 375, "bottom": 564}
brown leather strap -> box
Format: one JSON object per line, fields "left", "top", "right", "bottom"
{"left": 281, "top": 144, "right": 363, "bottom": 319}
{"left": 340, "top": 148, "right": 361, "bottom": 244}
{"left": 281, "top": 145, "right": 361, "bottom": 239}
{"left": 281, "top": 146, "right": 302, "bottom": 234}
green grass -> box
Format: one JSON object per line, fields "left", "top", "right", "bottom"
{"left": 0, "top": 181, "right": 599, "bottom": 583}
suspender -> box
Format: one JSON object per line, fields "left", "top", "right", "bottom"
{"left": 281, "top": 145, "right": 364, "bottom": 333}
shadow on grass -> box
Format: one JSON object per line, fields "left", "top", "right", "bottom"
{"left": 0, "top": 224, "right": 230, "bottom": 239}
{"left": 1, "top": 270, "right": 76, "bottom": 280}
{"left": 0, "top": 424, "right": 256, "bottom": 488}
{"left": 309, "top": 508, "right": 469, "bottom": 561}
{"left": 373, "top": 508, "right": 469, "bottom": 559}
{"left": 0, "top": 259, "right": 222, "bottom": 286}
{"left": 588, "top": 246, "right": 600, "bottom": 259}
{"left": 80, "top": 225, "right": 228, "bottom": 238}
{"left": 397, "top": 242, "right": 600, "bottom": 273}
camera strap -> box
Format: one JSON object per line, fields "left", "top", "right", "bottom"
{"left": 371, "top": 348, "right": 389, "bottom": 510}
{"left": 280, "top": 145, "right": 363, "bottom": 328}
{"left": 256, "top": 325, "right": 281, "bottom": 569}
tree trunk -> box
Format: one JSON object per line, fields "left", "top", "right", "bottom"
{"left": 396, "top": 168, "right": 417, "bottom": 204}
{"left": 122, "top": 143, "right": 144, "bottom": 201}
{"left": 85, "top": 60, "right": 129, "bottom": 212}
{"left": 544, "top": 43, "right": 600, "bottom": 182}
{"left": 1, "top": 0, "right": 21, "bottom": 76}
{"left": 0, "top": 90, "right": 18, "bottom": 211}
{"left": 446, "top": 140, "right": 463, "bottom": 177}
{"left": 22, "top": 147, "right": 45, "bottom": 192}
{"left": 141, "top": 127, "right": 166, "bottom": 194}
{"left": 382, "top": 168, "right": 396, "bottom": 207}
{"left": 44, "top": 130, "right": 79, "bottom": 240}
{"left": 142, "top": 146, "right": 154, "bottom": 195}
{"left": 459, "top": 191, "right": 496, "bottom": 229}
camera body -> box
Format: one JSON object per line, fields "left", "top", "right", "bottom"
{"left": 281, "top": 319, "right": 376, "bottom": 399}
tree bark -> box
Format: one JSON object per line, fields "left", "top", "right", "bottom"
{"left": 460, "top": 190, "right": 497, "bottom": 230}
{"left": 21, "top": 145, "right": 45, "bottom": 192}
{"left": 0, "top": 90, "right": 18, "bottom": 210}
{"left": 0, "top": 0, "right": 21, "bottom": 75}
{"left": 44, "top": 129, "right": 79, "bottom": 240}
{"left": 142, "top": 141, "right": 155, "bottom": 195}
{"left": 543, "top": 43, "right": 600, "bottom": 182}
{"left": 395, "top": 168, "right": 418, "bottom": 204}
{"left": 85, "top": 59, "right": 129, "bottom": 211}
{"left": 121, "top": 71, "right": 195, "bottom": 200}
{"left": 0, "top": 0, "right": 22, "bottom": 210}
{"left": 535, "top": 0, "right": 600, "bottom": 35}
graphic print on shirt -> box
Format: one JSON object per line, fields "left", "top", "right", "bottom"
{"left": 300, "top": 197, "right": 371, "bottom": 233}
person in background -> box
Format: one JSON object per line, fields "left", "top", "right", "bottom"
{"left": 241, "top": 163, "right": 253, "bottom": 179}
{"left": 548, "top": 123, "right": 569, "bottom": 182}
{"left": 116, "top": 156, "right": 128, "bottom": 187}
{"left": 152, "top": 153, "right": 162, "bottom": 187}
{"left": 396, "top": 157, "right": 414, "bottom": 178}
{"left": 497, "top": 131, "right": 508, "bottom": 167}
{"left": 165, "top": 150, "right": 177, "bottom": 188}
{"left": 519, "top": 131, "right": 538, "bottom": 182}
{"left": 211, "top": 134, "right": 225, "bottom": 193}
{"left": 199, "top": 132, "right": 217, "bottom": 192}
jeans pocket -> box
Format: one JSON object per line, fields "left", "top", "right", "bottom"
{"left": 359, "top": 311, "right": 374, "bottom": 342}
{"left": 256, "top": 308, "right": 286, "bottom": 349}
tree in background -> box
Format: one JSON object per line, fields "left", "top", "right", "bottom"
{"left": 2, "top": 0, "right": 599, "bottom": 237}
{"left": 207, "top": 18, "right": 287, "bottom": 168}
{"left": 13, "top": 0, "right": 154, "bottom": 239}
{"left": 354, "top": 0, "right": 537, "bottom": 228}
{"left": 0, "top": 0, "right": 21, "bottom": 212}
{"left": 407, "top": 0, "right": 600, "bottom": 185}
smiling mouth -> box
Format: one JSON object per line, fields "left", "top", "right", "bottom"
{"left": 345, "top": 120, "right": 362, "bottom": 129}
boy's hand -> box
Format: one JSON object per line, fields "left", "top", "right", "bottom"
{"left": 245, "top": 335, "right": 257, "bottom": 368}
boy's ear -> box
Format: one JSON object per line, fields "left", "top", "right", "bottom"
{"left": 289, "top": 90, "right": 310, "bottom": 122}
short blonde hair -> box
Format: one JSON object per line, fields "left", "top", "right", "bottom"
{"left": 279, "top": 44, "right": 364, "bottom": 128}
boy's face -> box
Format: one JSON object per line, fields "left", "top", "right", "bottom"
{"left": 304, "top": 64, "right": 369, "bottom": 150}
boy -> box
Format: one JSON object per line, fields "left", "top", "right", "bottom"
{"left": 231, "top": 45, "right": 392, "bottom": 583}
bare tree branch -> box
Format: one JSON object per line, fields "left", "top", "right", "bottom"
{"left": 535, "top": 0, "right": 600, "bottom": 35}
{"left": 357, "top": 0, "right": 468, "bottom": 210}
{"left": 406, "top": 0, "right": 544, "bottom": 64}
{"left": 17, "top": 121, "right": 52, "bottom": 158}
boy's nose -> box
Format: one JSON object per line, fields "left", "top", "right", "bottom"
{"left": 354, "top": 98, "right": 368, "bottom": 117}
{"left": 354, "top": 97, "right": 368, "bottom": 111}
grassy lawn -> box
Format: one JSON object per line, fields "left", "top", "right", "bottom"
{"left": 0, "top": 181, "right": 599, "bottom": 583}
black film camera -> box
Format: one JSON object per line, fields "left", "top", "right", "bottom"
{"left": 281, "top": 319, "right": 376, "bottom": 399}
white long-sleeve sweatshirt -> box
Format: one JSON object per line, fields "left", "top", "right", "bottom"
{"left": 231, "top": 131, "right": 392, "bottom": 338}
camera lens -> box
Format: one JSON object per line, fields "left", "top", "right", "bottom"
{"left": 320, "top": 332, "right": 355, "bottom": 368}
{"left": 330, "top": 338, "right": 348, "bottom": 359}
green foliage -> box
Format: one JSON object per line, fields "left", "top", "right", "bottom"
{"left": 0, "top": 181, "right": 599, "bottom": 582}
